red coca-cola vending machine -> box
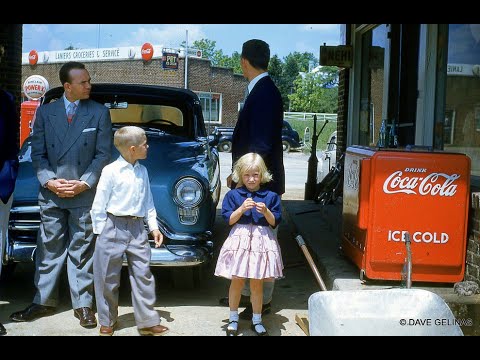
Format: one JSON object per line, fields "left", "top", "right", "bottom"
{"left": 341, "top": 146, "right": 471, "bottom": 283}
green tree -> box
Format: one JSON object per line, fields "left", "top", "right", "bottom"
{"left": 289, "top": 67, "right": 339, "bottom": 113}
{"left": 273, "top": 52, "right": 319, "bottom": 111}
{"left": 314, "top": 65, "right": 339, "bottom": 88}
{"left": 268, "top": 55, "right": 283, "bottom": 87}
{"left": 279, "top": 56, "right": 301, "bottom": 111}
{"left": 182, "top": 39, "right": 242, "bottom": 74}
{"left": 284, "top": 52, "right": 317, "bottom": 72}
{"left": 181, "top": 39, "right": 216, "bottom": 59}
{"left": 218, "top": 51, "right": 242, "bottom": 74}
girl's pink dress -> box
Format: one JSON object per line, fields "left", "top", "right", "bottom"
{"left": 214, "top": 223, "right": 284, "bottom": 280}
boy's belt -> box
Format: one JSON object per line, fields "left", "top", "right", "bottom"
{"left": 108, "top": 212, "right": 143, "bottom": 220}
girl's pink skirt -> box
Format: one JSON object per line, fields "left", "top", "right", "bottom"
{"left": 214, "top": 223, "right": 284, "bottom": 280}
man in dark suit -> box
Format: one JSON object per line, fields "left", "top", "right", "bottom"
{"left": 223, "top": 39, "right": 285, "bottom": 320}
{"left": 10, "top": 62, "right": 112, "bottom": 329}
{"left": 0, "top": 81, "right": 20, "bottom": 336}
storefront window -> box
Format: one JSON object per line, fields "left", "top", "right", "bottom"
{"left": 196, "top": 91, "right": 222, "bottom": 124}
{"left": 445, "top": 24, "right": 480, "bottom": 176}
{"left": 358, "top": 24, "right": 389, "bottom": 146}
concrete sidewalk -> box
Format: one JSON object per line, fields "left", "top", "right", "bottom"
{"left": 282, "top": 198, "right": 480, "bottom": 336}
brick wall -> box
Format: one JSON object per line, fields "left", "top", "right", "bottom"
{"left": 22, "top": 57, "right": 247, "bottom": 127}
{"left": 336, "top": 68, "right": 349, "bottom": 155}
{"left": 188, "top": 60, "right": 246, "bottom": 126}
{"left": 466, "top": 202, "right": 480, "bottom": 285}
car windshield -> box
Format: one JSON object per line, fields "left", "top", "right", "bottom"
{"left": 110, "top": 104, "right": 184, "bottom": 129}
{"left": 42, "top": 86, "right": 196, "bottom": 138}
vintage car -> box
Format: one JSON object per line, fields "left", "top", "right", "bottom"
{"left": 212, "top": 120, "right": 302, "bottom": 153}
{"left": 3, "top": 84, "right": 221, "bottom": 282}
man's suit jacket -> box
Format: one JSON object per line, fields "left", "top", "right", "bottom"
{"left": 232, "top": 76, "right": 285, "bottom": 195}
{"left": 31, "top": 97, "right": 112, "bottom": 209}
{"left": 0, "top": 89, "right": 19, "bottom": 204}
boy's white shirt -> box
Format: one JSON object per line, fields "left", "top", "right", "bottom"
{"left": 90, "top": 155, "right": 159, "bottom": 235}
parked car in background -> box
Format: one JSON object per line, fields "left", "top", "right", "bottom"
{"left": 3, "top": 84, "right": 221, "bottom": 285}
{"left": 212, "top": 126, "right": 234, "bottom": 153}
{"left": 316, "top": 131, "right": 337, "bottom": 183}
{"left": 212, "top": 120, "right": 302, "bottom": 153}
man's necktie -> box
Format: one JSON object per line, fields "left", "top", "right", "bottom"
{"left": 244, "top": 87, "right": 249, "bottom": 103}
{"left": 239, "top": 87, "right": 249, "bottom": 111}
{"left": 67, "top": 102, "right": 77, "bottom": 124}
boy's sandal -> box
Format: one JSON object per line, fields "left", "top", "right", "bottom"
{"left": 226, "top": 320, "right": 238, "bottom": 336}
{"left": 251, "top": 322, "right": 268, "bottom": 336}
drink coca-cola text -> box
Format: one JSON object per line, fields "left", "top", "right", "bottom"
{"left": 383, "top": 171, "right": 460, "bottom": 196}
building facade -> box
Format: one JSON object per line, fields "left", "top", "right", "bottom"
{"left": 337, "top": 24, "right": 480, "bottom": 284}
{"left": 21, "top": 45, "right": 247, "bottom": 129}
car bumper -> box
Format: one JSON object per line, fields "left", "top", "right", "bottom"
{"left": 7, "top": 205, "right": 214, "bottom": 267}
{"left": 147, "top": 242, "right": 213, "bottom": 266}
{"left": 7, "top": 242, "right": 213, "bottom": 267}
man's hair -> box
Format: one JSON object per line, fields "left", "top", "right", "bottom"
{"left": 232, "top": 152, "right": 272, "bottom": 186}
{"left": 114, "top": 126, "right": 146, "bottom": 151}
{"left": 241, "top": 39, "right": 270, "bottom": 71}
{"left": 59, "top": 61, "right": 86, "bottom": 85}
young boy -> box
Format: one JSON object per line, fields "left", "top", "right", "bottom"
{"left": 90, "top": 126, "right": 169, "bottom": 336}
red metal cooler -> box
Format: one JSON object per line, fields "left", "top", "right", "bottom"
{"left": 341, "top": 145, "right": 471, "bottom": 283}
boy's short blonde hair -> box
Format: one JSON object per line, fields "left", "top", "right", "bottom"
{"left": 232, "top": 152, "right": 272, "bottom": 186}
{"left": 114, "top": 126, "right": 146, "bottom": 151}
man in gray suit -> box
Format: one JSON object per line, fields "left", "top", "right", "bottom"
{"left": 10, "top": 62, "right": 112, "bottom": 328}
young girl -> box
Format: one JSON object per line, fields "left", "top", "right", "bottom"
{"left": 215, "top": 152, "right": 284, "bottom": 336}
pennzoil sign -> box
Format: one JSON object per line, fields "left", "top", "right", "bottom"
{"left": 320, "top": 45, "right": 352, "bottom": 68}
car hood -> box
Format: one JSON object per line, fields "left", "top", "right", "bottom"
{"left": 124, "top": 135, "right": 211, "bottom": 186}
{"left": 13, "top": 134, "right": 211, "bottom": 205}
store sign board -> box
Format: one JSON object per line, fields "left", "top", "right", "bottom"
{"left": 447, "top": 63, "right": 480, "bottom": 77}
{"left": 162, "top": 52, "right": 178, "bottom": 70}
{"left": 141, "top": 43, "right": 154, "bottom": 61}
{"left": 22, "top": 46, "right": 166, "bottom": 64}
{"left": 23, "top": 75, "right": 49, "bottom": 100}
{"left": 28, "top": 50, "right": 38, "bottom": 65}
{"left": 320, "top": 45, "right": 353, "bottom": 68}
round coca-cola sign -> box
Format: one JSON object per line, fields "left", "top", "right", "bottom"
{"left": 141, "top": 43, "right": 154, "bottom": 61}
{"left": 23, "top": 75, "right": 49, "bottom": 100}
{"left": 28, "top": 50, "right": 39, "bottom": 66}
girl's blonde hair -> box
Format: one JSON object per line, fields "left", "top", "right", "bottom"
{"left": 114, "top": 126, "right": 146, "bottom": 151}
{"left": 232, "top": 152, "right": 273, "bottom": 186}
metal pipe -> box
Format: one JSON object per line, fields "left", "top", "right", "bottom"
{"left": 295, "top": 235, "right": 327, "bottom": 291}
{"left": 404, "top": 232, "right": 412, "bottom": 289}
{"left": 184, "top": 29, "right": 188, "bottom": 89}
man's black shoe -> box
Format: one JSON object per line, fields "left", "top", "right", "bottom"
{"left": 9, "top": 303, "right": 56, "bottom": 322}
{"left": 239, "top": 302, "right": 271, "bottom": 320}
{"left": 0, "top": 322, "right": 6, "bottom": 336}
{"left": 219, "top": 295, "right": 250, "bottom": 307}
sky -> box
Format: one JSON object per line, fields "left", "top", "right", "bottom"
{"left": 22, "top": 24, "right": 341, "bottom": 61}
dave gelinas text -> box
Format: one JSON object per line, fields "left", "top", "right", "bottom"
{"left": 399, "top": 318, "right": 472, "bottom": 326}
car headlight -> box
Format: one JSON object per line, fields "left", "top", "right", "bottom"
{"left": 173, "top": 177, "right": 204, "bottom": 208}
